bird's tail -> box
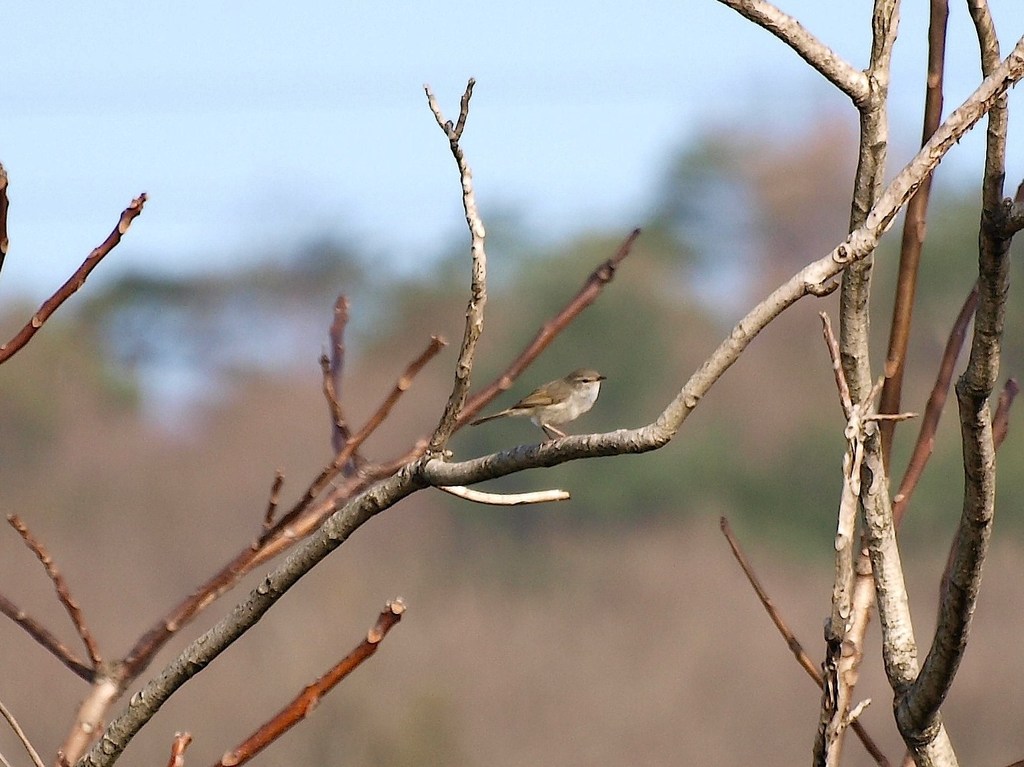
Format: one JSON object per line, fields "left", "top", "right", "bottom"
{"left": 469, "top": 410, "right": 511, "bottom": 426}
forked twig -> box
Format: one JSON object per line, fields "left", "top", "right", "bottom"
{"left": 425, "top": 78, "right": 487, "bottom": 452}
{"left": 0, "top": 193, "right": 147, "bottom": 365}
{"left": 8, "top": 515, "right": 102, "bottom": 668}
{"left": 265, "top": 335, "right": 447, "bottom": 540}
{"left": 214, "top": 600, "right": 406, "bottom": 767}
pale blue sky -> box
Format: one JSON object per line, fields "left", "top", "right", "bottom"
{"left": 3, "top": 2, "right": 1022, "bottom": 297}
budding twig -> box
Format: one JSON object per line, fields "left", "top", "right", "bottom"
{"left": 0, "top": 193, "right": 147, "bottom": 365}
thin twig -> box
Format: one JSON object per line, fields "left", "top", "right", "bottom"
{"left": 425, "top": 78, "right": 487, "bottom": 453}
{"left": 719, "top": 518, "right": 889, "bottom": 766}
{"left": 0, "top": 162, "right": 9, "bottom": 277}
{"left": 0, "top": 193, "right": 147, "bottom": 365}
{"left": 325, "top": 295, "right": 352, "bottom": 456}
{"left": 0, "top": 591, "right": 92, "bottom": 680}
{"left": 8, "top": 515, "right": 102, "bottom": 668}
{"left": 118, "top": 335, "right": 444, "bottom": 685}
{"left": 437, "top": 485, "right": 570, "bottom": 505}
{"left": 892, "top": 285, "right": 978, "bottom": 526}
{"left": 992, "top": 377, "right": 1019, "bottom": 447}
{"left": 266, "top": 335, "right": 447, "bottom": 541}
{"left": 214, "top": 600, "right": 405, "bottom": 767}
{"left": 262, "top": 471, "right": 285, "bottom": 532}
{"left": 0, "top": 696, "right": 46, "bottom": 767}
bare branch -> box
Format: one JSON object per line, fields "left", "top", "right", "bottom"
{"left": 214, "top": 600, "right": 405, "bottom": 767}
{"left": 0, "top": 193, "right": 147, "bottom": 366}
{"left": 118, "top": 335, "right": 443, "bottom": 683}
{"left": 325, "top": 295, "right": 352, "bottom": 456}
{"left": 879, "top": 0, "right": 949, "bottom": 465}
{"left": 892, "top": 286, "right": 978, "bottom": 526}
{"left": 262, "top": 471, "right": 285, "bottom": 532}
{"left": 715, "top": 0, "right": 868, "bottom": 104}
{"left": 79, "top": 41, "right": 1024, "bottom": 767}
{"left": 719, "top": 518, "right": 889, "bottom": 766}
{"left": 898, "top": 1, "right": 1013, "bottom": 738}
{"left": 425, "top": 79, "right": 487, "bottom": 452}
{"left": 0, "top": 591, "right": 92, "bottom": 681}
{"left": 437, "top": 485, "right": 570, "bottom": 505}
{"left": 8, "top": 515, "right": 102, "bottom": 668}
{"left": 0, "top": 162, "right": 8, "bottom": 278}
{"left": 267, "top": 335, "right": 447, "bottom": 539}
{"left": 0, "top": 696, "right": 45, "bottom": 767}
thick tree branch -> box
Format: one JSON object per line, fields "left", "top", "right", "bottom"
{"left": 79, "top": 468, "right": 424, "bottom": 767}
{"left": 898, "top": 0, "right": 1012, "bottom": 737}
{"left": 715, "top": 0, "right": 869, "bottom": 104}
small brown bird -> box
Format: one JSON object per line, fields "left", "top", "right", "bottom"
{"left": 470, "top": 368, "right": 606, "bottom": 439}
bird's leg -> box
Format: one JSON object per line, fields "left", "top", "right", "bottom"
{"left": 541, "top": 423, "right": 567, "bottom": 440}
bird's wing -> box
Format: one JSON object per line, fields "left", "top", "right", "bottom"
{"left": 513, "top": 390, "right": 556, "bottom": 408}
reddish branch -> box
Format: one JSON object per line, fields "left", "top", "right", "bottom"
{"left": 121, "top": 336, "right": 443, "bottom": 678}
{"left": 0, "top": 162, "right": 9, "bottom": 276}
{"left": 324, "top": 295, "right": 352, "bottom": 455}
{"left": 165, "top": 733, "right": 192, "bottom": 767}
{"left": 24, "top": 227, "right": 638, "bottom": 764}
{"left": 7, "top": 515, "right": 102, "bottom": 668}
{"left": 457, "top": 227, "right": 642, "bottom": 425}
{"left": 214, "top": 600, "right": 405, "bottom": 767}
{"left": 0, "top": 591, "right": 92, "bottom": 681}
{"left": 719, "top": 518, "right": 889, "bottom": 766}
{"left": 262, "top": 471, "right": 285, "bottom": 531}
{"left": 0, "top": 193, "right": 147, "bottom": 366}
{"left": 992, "top": 378, "right": 1019, "bottom": 446}
{"left": 266, "top": 335, "right": 447, "bottom": 540}
{"left": 892, "top": 285, "right": 979, "bottom": 527}
{"left": 878, "top": 0, "right": 949, "bottom": 465}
